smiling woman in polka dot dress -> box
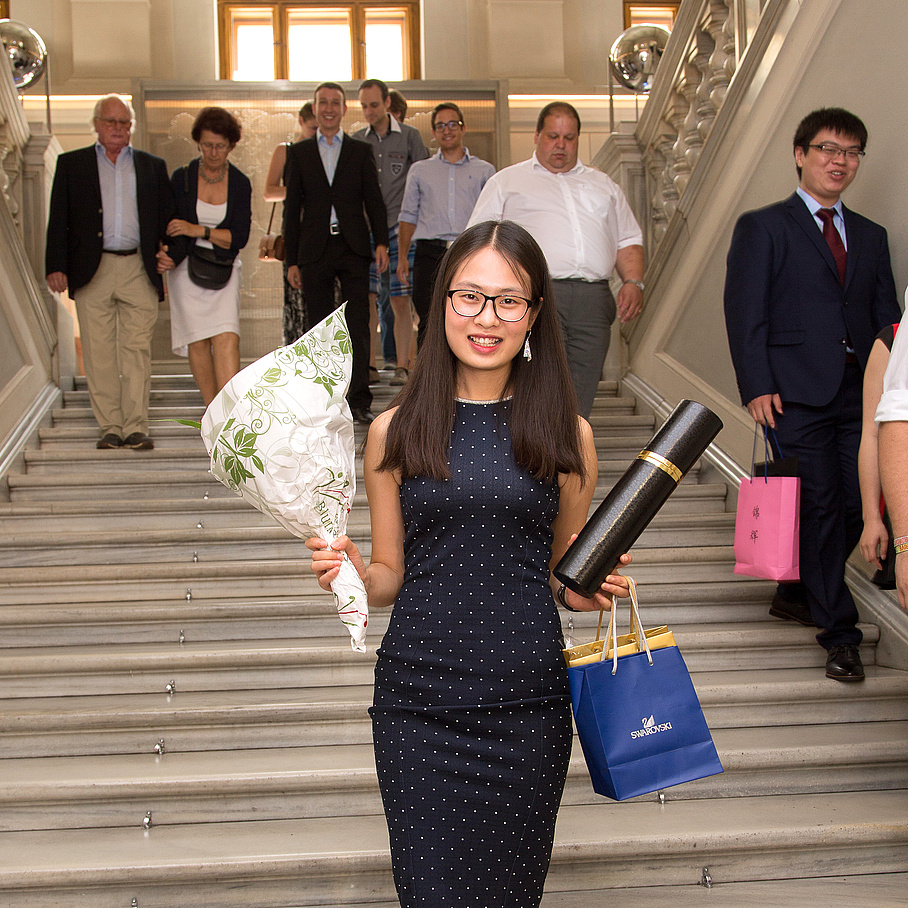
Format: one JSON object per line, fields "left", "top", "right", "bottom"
{"left": 308, "top": 220, "right": 632, "bottom": 907}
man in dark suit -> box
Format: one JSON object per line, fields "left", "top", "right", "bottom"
{"left": 284, "top": 82, "right": 389, "bottom": 423}
{"left": 724, "top": 108, "right": 901, "bottom": 682}
{"left": 46, "top": 93, "right": 174, "bottom": 451}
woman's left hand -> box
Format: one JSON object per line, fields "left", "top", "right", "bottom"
{"left": 166, "top": 218, "right": 200, "bottom": 238}
{"left": 561, "top": 548, "right": 633, "bottom": 612}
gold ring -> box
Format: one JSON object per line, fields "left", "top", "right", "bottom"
{"left": 636, "top": 450, "right": 683, "bottom": 484}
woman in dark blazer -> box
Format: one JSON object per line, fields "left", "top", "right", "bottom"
{"left": 163, "top": 107, "right": 252, "bottom": 405}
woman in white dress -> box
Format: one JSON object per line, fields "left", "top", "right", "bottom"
{"left": 163, "top": 107, "right": 252, "bottom": 405}
{"left": 264, "top": 102, "right": 318, "bottom": 345}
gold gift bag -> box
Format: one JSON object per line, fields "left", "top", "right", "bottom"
{"left": 562, "top": 578, "right": 675, "bottom": 667}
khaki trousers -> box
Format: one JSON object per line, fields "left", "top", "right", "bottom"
{"left": 74, "top": 252, "right": 159, "bottom": 437}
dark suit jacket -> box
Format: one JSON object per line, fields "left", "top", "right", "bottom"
{"left": 45, "top": 145, "right": 175, "bottom": 300}
{"left": 724, "top": 193, "right": 900, "bottom": 408}
{"left": 282, "top": 134, "right": 389, "bottom": 267}
{"left": 167, "top": 158, "right": 252, "bottom": 267}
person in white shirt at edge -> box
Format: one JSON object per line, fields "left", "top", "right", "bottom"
{"left": 876, "top": 296, "right": 908, "bottom": 615}
{"left": 467, "top": 101, "right": 645, "bottom": 418}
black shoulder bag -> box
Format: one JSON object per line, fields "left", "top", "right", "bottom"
{"left": 184, "top": 164, "right": 235, "bottom": 290}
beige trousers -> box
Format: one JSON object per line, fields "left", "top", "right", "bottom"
{"left": 74, "top": 252, "right": 159, "bottom": 437}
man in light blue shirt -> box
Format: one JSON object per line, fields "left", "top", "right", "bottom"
{"left": 397, "top": 103, "right": 494, "bottom": 348}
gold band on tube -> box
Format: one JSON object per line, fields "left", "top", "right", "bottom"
{"left": 636, "top": 450, "right": 683, "bottom": 484}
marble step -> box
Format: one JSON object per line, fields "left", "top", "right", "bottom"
{"left": 5, "top": 466, "right": 719, "bottom": 504}
{"left": 0, "top": 485, "right": 729, "bottom": 535}
{"left": 22, "top": 432, "right": 665, "bottom": 474}
{"left": 0, "top": 791, "right": 906, "bottom": 906}
{"left": 0, "top": 497, "right": 734, "bottom": 539}
{"left": 0, "top": 543, "right": 749, "bottom": 604}
{"left": 328, "top": 875, "right": 908, "bottom": 908}
{"left": 36, "top": 414, "right": 661, "bottom": 446}
{"left": 48, "top": 393, "right": 640, "bottom": 426}
{"left": 539, "top": 875, "right": 908, "bottom": 908}
{"left": 3, "top": 667, "right": 907, "bottom": 759}
{"left": 0, "top": 622, "right": 881, "bottom": 699}
{"left": 3, "top": 720, "right": 907, "bottom": 832}
{"left": 0, "top": 579, "right": 777, "bottom": 647}
{"left": 0, "top": 511, "right": 738, "bottom": 566}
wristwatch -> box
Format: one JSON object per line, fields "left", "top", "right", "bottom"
{"left": 623, "top": 279, "right": 645, "bottom": 292}
{"left": 203, "top": 226, "right": 211, "bottom": 241}
{"left": 557, "top": 583, "right": 580, "bottom": 612}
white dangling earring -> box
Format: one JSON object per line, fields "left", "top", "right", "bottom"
{"left": 523, "top": 329, "right": 532, "bottom": 362}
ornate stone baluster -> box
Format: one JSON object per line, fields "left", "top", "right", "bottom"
{"left": 704, "top": 0, "right": 735, "bottom": 111}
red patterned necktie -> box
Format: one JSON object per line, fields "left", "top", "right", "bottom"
{"left": 817, "top": 207, "right": 847, "bottom": 285}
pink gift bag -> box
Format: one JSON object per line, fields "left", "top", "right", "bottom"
{"left": 733, "top": 423, "right": 801, "bottom": 584}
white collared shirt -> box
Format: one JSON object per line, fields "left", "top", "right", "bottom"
{"left": 95, "top": 142, "right": 140, "bottom": 251}
{"left": 877, "top": 292, "right": 908, "bottom": 423}
{"left": 317, "top": 129, "right": 344, "bottom": 226}
{"left": 796, "top": 187, "right": 848, "bottom": 249}
{"left": 467, "top": 154, "right": 642, "bottom": 281}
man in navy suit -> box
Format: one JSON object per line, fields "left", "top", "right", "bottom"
{"left": 46, "top": 94, "right": 174, "bottom": 451}
{"left": 724, "top": 108, "right": 900, "bottom": 682}
{"left": 284, "top": 82, "right": 389, "bottom": 423}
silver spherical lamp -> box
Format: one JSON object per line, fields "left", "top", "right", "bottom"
{"left": 0, "top": 19, "right": 52, "bottom": 131}
{"left": 0, "top": 19, "right": 47, "bottom": 90}
{"left": 609, "top": 24, "right": 670, "bottom": 93}
{"left": 607, "top": 23, "right": 671, "bottom": 131}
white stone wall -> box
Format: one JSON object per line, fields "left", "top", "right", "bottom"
{"left": 15, "top": 0, "right": 631, "bottom": 95}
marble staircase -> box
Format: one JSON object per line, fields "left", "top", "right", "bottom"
{"left": 1, "top": 373, "right": 907, "bottom": 907}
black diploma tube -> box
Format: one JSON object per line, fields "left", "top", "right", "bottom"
{"left": 554, "top": 399, "right": 723, "bottom": 598}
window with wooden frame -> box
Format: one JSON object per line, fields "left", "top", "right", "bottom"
{"left": 623, "top": 1, "right": 679, "bottom": 31}
{"left": 218, "top": 1, "right": 420, "bottom": 82}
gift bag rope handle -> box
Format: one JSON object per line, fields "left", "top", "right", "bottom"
{"left": 749, "top": 423, "right": 785, "bottom": 484}
{"left": 591, "top": 576, "right": 642, "bottom": 644}
{"left": 597, "top": 577, "right": 652, "bottom": 674}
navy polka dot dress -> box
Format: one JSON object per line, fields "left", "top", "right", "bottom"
{"left": 370, "top": 399, "right": 573, "bottom": 907}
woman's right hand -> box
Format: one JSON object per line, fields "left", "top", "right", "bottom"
{"left": 306, "top": 535, "right": 367, "bottom": 591}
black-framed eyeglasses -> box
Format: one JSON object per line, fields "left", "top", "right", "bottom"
{"left": 807, "top": 143, "right": 865, "bottom": 161}
{"left": 433, "top": 119, "right": 463, "bottom": 132}
{"left": 447, "top": 289, "right": 533, "bottom": 322}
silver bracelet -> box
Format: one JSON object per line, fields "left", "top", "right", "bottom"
{"left": 622, "top": 279, "right": 645, "bottom": 292}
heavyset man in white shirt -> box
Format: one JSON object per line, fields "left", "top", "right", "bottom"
{"left": 467, "top": 101, "right": 644, "bottom": 417}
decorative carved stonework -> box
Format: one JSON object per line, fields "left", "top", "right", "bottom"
{"left": 0, "top": 49, "right": 30, "bottom": 231}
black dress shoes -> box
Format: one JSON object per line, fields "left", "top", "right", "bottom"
{"left": 351, "top": 407, "right": 376, "bottom": 425}
{"left": 825, "top": 644, "right": 865, "bottom": 682}
{"left": 123, "top": 432, "right": 154, "bottom": 450}
{"left": 769, "top": 590, "right": 816, "bottom": 627}
{"left": 96, "top": 433, "right": 123, "bottom": 449}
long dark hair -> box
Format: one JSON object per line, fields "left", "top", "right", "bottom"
{"left": 379, "top": 220, "right": 586, "bottom": 484}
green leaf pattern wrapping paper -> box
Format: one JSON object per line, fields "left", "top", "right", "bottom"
{"left": 200, "top": 306, "right": 368, "bottom": 652}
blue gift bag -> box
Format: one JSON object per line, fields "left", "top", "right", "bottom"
{"left": 566, "top": 580, "right": 723, "bottom": 801}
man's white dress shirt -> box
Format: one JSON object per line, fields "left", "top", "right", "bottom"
{"left": 467, "top": 154, "right": 642, "bottom": 281}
